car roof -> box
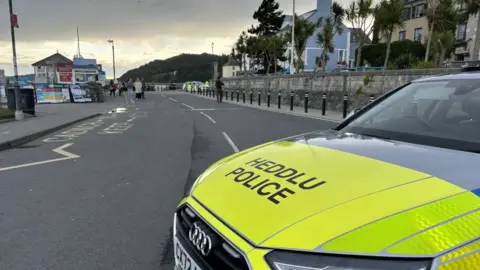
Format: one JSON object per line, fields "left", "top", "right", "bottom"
{"left": 412, "top": 71, "right": 480, "bottom": 83}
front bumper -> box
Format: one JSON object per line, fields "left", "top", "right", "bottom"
{"left": 173, "top": 196, "right": 271, "bottom": 270}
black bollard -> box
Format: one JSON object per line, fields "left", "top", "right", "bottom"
{"left": 322, "top": 94, "right": 326, "bottom": 115}
{"left": 267, "top": 91, "right": 271, "bottom": 107}
{"left": 369, "top": 94, "right": 375, "bottom": 103}
{"left": 250, "top": 90, "right": 253, "bottom": 104}
{"left": 290, "top": 91, "right": 294, "bottom": 111}
{"left": 258, "top": 92, "right": 261, "bottom": 106}
{"left": 213, "top": 89, "right": 215, "bottom": 98}
{"left": 243, "top": 91, "right": 246, "bottom": 103}
{"left": 278, "top": 92, "right": 281, "bottom": 109}
{"left": 305, "top": 92, "right": 308, "bottom": 113}
{"left": 343, "top": 94, "right": 348, "bottom": 118}
{"left": 231, "top": 90, "right": 233, "bottom": 101}
{"left": 237, "top": 90, "right": 239, "bottom": 102}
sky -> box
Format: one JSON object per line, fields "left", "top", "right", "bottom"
{"left": 0, "top": 0, "right": 353, "bottom": 77}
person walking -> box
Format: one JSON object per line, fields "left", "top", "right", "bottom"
{"left": 126, "top": 79, "right": 135, "bottom": 104}
{"left": 215, "top": 75, "right": 224, "bottom": 102}
{"left": 134, "top": 78, "right": 142, "bottom": 100}
{"left": 109, "top": 79, "right": 116, "bottom": 96}
{"left": 141, "top": 78, "right": 146, "bottom": 99}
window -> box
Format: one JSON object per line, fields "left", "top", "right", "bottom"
{"left": 414, "top": 4, "right": 425, "bottom": 18}
{"left": 402, "top": 8, "right": 411, "bottom": 20}
{"left": 399, "top": 31, "right": 406, "bottom": 40}
{"left": 338, "top": 49, "right": 345, "bottom": 62}
{"left": 457, "top": 23, "right": 467, "bottom": 41}
{"left": 414, "top": 28, "right": 423, "bottom": 42}
{"left": 339, "top": 79, "right": 480, "bottom": 152}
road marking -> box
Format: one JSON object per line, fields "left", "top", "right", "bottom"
{"left": 99, "top": 122, "right": 133, "bottom": 134}
{"left": 169, "top": 98, "right": 178, "bottom": 102}
{"left": 200, "top": 112, "right": 216, "bottom": 123}
{"left": 181, "top": 103, "right": 194, "bottom": 109}
{"left": 0, "top": 143, "right": 79, "bottom": 172}
{"left": 222, "top": 132, "right": 239, "bottom": 153}
{"left": 190, "top": 108, "right": 239, "bottom": 111}
{"left": 43, "top": 119, "right": 105, "bottom": 142}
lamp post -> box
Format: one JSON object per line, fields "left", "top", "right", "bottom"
{"left": 9, "top": 0, "right": 23, "bottom": 120}
{"left": 290, "top": 0, "right": 295, "bottom": 75}
{"left": 211, "top": 42, "right": 214, "bottom": 55}
{"left": 107, "top": 39, "right": 116, "bottom": 80}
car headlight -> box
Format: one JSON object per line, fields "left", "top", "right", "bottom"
{"left": 266, "top": 250, "right": 431, "bottom": 270}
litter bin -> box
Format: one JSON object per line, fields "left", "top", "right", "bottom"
{"left": 6, "top": 87, "right": 36, "bottom": 115}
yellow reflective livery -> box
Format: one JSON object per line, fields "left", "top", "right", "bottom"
{"left": 173, "top": 131, "right": 480, "bottom": 270}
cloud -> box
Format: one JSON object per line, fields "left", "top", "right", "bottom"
{"left": 0, "top": 0, "right": 354, "bottom": 76}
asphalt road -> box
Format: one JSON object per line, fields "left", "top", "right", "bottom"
{"left": 0, "top": 92, "right": 337, "bottom": 270}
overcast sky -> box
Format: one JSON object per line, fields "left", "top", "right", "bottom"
{"left": 0, "top": 0, "right": 352, "bottom": 77}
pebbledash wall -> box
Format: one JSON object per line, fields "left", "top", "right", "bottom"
{"left": 222, "top": 68, "right": 461, "bottom": 112}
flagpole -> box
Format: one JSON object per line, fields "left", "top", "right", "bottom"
{"left": 9, "top": 0, "right": 23, "bottom": 120}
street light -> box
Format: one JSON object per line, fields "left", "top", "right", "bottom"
{"left": 211, "top": 42, "right": 214, "bottom": 55}
{"left": 107, "top": 39, "right": 116, "bottom": 80}
{"left": 8, "top": 0, "right": 23, "bottom": 120}
{"left": 290, "top": 0, "right": 295, "bottom": 75}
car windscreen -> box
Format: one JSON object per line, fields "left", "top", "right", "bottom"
{"left": 338, "top": 79, "right": 480, "bottom": 153}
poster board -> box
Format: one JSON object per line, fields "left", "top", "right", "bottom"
{"left": 35, "top": 83, "right": 70, "bottom": 103}
{"left": 70, "top": 83, "right": 92, "bottom": 102}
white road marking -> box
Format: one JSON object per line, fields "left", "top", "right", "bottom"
{"left": 127, "top": 117, "right": 136, "bottom": 122}
{"left": 181, "top": 103, "right": 194, "bottom": 109}
{"left": 169, "top": 98, "right": 178, "bottom": 102}
{"left": 190, "top": 108, "right": 239, "bottom": 111}
{"left": 0, "top": 143, "right": 80, "bottom": 172}
{"left": 222, "top": 132, "right": 239, "bottom": 153}
{"left": 200, "top": 112, "right": 216, "bottom": 123}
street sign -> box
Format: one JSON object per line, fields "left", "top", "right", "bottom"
{"left": 10, "top": 14, "right": 18, "bottom": 28}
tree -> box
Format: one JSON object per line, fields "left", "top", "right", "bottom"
{"left": 346, "top": 0, "right": 376, "bottom": 67}
{"left": 316, "top": 2, "right": 346, "bottom": 71}
{"left": 424, "top": 0, "right": 459, "bottom": 61}
{"left": 234, "top": 31, "right": 248, "bottom": 71}
{"left": 375, "top": 0, "right": 405, "bottom": 69}
{"left": 432, "top": 31, "right": 455, "bottom": 66}
{"left": 245, "top": 36, "right": 262, "bottom": 71}
{"left": 285, "top": 14, "right": 318, "bottom": 72}
{"left": 261, "top": 35, "right": 287, "bottom": 73}
{"left": 248, "top": 0, "right": 285, "bottom": 36}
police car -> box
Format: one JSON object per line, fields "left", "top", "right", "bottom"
{"left": 173, "top": 68, "right": 480, "bottom": 270}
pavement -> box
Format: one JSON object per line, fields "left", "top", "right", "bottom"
{"left": 0, "top": 95, "right": 127, "bottom": 151}
{"left": 182, "top": 89, "right": 345, "bottom": 123}
{"left": 0, "top": 92, "right": 338, "bottom": 269}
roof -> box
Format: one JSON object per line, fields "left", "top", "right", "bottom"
{"left": 412, "top": 72, "right": 480, "bottom": 82}
{"left": 349, "top": 28, "right": 372, "bottom": 44}
{"left": 32, "top": 53, "right": 72, "bottom": 66}
{"left": 280, "top": 9, "right": 318, "bottom": 32}
{"left": 224, "top": 55, "right": 240, "bottom": 67}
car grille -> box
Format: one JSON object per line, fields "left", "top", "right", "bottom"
{"left": 176, "top": 205, "right": 250, "bottom": 270}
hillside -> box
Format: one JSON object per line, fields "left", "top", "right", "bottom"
{"left": 120, "top": 53, "right": 229, "bottom": 83}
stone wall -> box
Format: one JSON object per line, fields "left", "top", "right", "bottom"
{"left": 221, "top": 68, "right": 461, "bottom": 112}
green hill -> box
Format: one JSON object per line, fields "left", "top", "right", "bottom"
{"left": 120, "top": 53, "right": 229, "bottom": 83}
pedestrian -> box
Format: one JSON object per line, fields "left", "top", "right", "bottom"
{"left": 109, "top": 79, "right": 115, "bottom": 96}
{"left": 141, "top": 78, "right": 146, "bottom": 99}
{"left": 119, "top": 81, "right": 125, "bottom": 96}
{"left": 127, "top": 79, "right": 135, "bottom": 104}
{"left": 134, "top": 78, "right": 142, "bottom": 100}
{"left": 215, "top": 75, "right": 224, "bottom": 103}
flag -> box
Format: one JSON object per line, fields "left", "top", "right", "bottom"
{"left": 10, "top": 14, "right": 19, "bottom": 28}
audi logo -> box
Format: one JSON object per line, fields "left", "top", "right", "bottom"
{"left": 188, "top": 222, "right": 213, "bottom": 256}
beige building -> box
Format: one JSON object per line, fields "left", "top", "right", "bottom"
{"left": 382, "top": 0, "right": 428, "bottom": 43}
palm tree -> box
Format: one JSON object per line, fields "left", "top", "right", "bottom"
{"left": 346, "top": 0, "right": 375, "bottom": 66}
{"left": 424, "top": 0, "right": 459, "bottom": 61}
{"left": 433, "top": 31, "right": 455, "bottom": 66}
{"left": 285, "top": 14, "right": 317, "bottom": 72}
{"left": 316, "top": 2, "right": 345, "bottom": 71}
{"left": 375, "top": 0, "right": 405, "bottom": 69}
